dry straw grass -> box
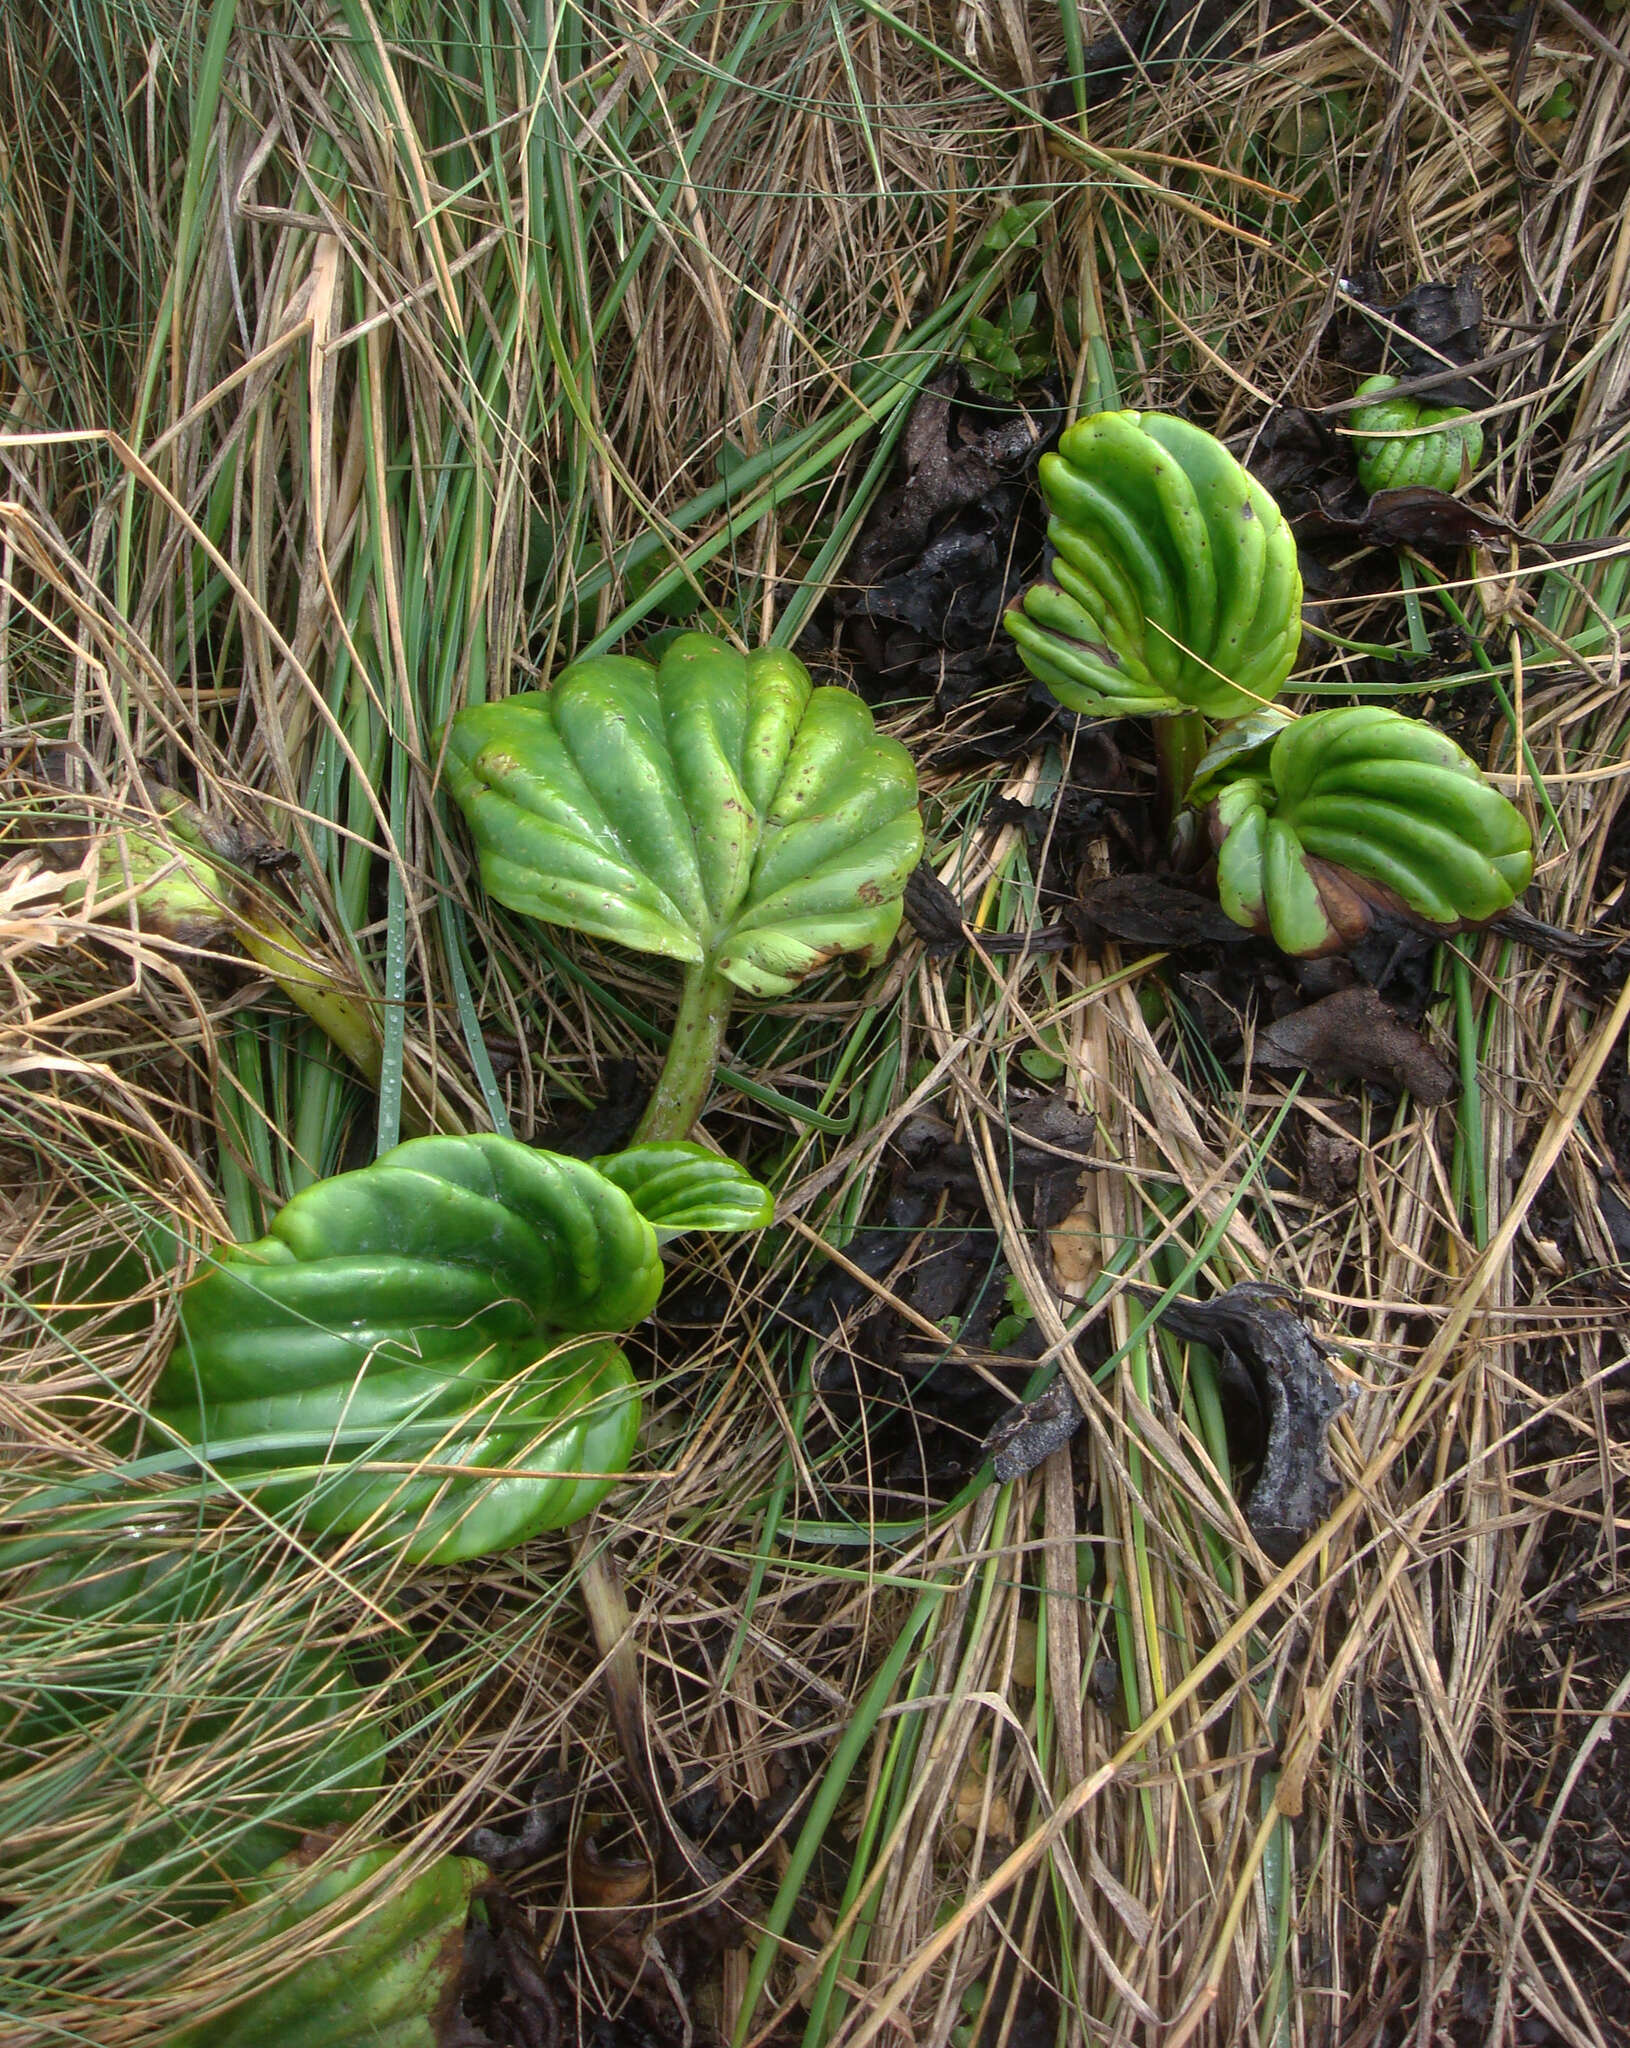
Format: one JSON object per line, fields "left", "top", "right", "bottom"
{"left": 3, "top": 2, "right": 1629, "bottom": 2044}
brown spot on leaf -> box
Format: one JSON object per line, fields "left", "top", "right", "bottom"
{"left": 288, "top": 1830, "right": 340, "bottom": 1867}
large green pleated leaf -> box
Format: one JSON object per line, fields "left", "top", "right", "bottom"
{"left": 442, "top": 634, "right": 923, "bottom": 999}
{"left": 1203, "top": 706, "right": 1533, "bottom": 954}
{"left": 1005, "top": 409, "right": 1304, "bottom": 719}
{"left": 147, "top": 1134, "right": 772, "bottom": 1563}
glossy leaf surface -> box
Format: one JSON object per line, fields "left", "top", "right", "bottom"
{"left": 1350, "top": 374, "right": 1484, "bottom": 495}
{"left": 1206, "top": 705, "right": 1533, "bottom": 954}
{"left": 151, "top": 1135, "right": 765, "bottom": 1562}
{"left": 442, "top": 634, "right": 922, "bottom": 998}
{"left": 1004, "top": 410, "right": 1303, "bottom": 718}
{"left": 591, "top": 1141, "right": 775, "bottom": 1235}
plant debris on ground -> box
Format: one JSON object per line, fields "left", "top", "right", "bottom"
{"left": 3, "top": 3, "right": 1630, "bottom": 2046}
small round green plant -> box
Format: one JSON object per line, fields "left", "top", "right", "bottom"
{"left": 1349, "top": 374, "right": 1484, "bottom": 495}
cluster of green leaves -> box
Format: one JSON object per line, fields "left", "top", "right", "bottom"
{"left": 959, "top": 202, "right": 1055, "bottom": 399}
{"left": 1005, "top": 405, "right": 1534, "bottom": 954}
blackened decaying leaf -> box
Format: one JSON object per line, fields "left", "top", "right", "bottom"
{"left": 770, "top": 1078, "right": 1106, "bottom": 1501}
{"left": 1237, "top": 406, "right": 1346, "bottom": 512}
{"left": 844, "top": 374, "right": 1052, "bottom": 589}
{"left": 1135, "top": 1281, "right": 1344, "bottom": 1560}
{"left": 903, "top": 862, "right": 969, "bottom": 955}
{"left": 983, "top": 1376, "right": 1084, "bottom": 1481}
{"left": 904, "top": 861, "right": 1074, "bottom": 959}
{"left": 894, "top": 1098, "right": 1095, "bottom": 1202}
{"left": 1074, "top": 875, "right": 1254, "bottom": 950}
{"left": 451, "top": 1888, "right": 552, "bottom": 2048}
{"left": 782, "top": 1223, "right": 909, "bottom": 1341}
{"left": 533, "top": 1060, "right": 646, "bottom": 1157}
{"left": 903, "top": 1235, "right": 990, "bottom": 1325}
{"left": 1492, "top": 903, "right": 1629, "bottom": 966}
{"left": 1333, "top": 273, "right": 1486, "bottom": 408}
{"left": 457, "top": 1774, "right": 574, "bottom": 1870}
{"left": 1346, "top": 486, "right": 1518, "bottom": 552}
{"left": 1594, "top": 1178, "right": 1630, "bottom": 1264}
{"left": 1297, "top": 913, "right": 1441, "bottom": 1024}
{"left": 1305, "top": 480, "right": 1508, "bottom": 553}
{"left": 1175, "top": 969, "right": 1247, "bottom": 1059}
{"left": 982, "top": 737, "right": 1153, "bottom": 888}
{"left": 836, "top": 372, "right": 1060, "bottom": 714}
{"left": 1308, "top": 479, "right": 1622, "bottom": 559}
{"left": 857, "top": 493, "right": 1028, "bottom": 643}
{"left": 903, "top": 671, "right": 1104, "bottom": 781}
{"left": 1449, "top": 0, "right": 1526, "bottom": 47}
{"left": 1002, "top": 1097, "right": 1099, "bottom": 1214}
{"left": 1257, "top": 984, "right": 1457, "bottom": 1103}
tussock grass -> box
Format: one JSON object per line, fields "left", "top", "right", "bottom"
{"left": 3, "top": 2, "right": 1629, "bottom": 2044}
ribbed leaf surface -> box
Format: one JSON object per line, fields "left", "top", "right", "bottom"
{"left": 151, "top": 1137, "right": 677, "bottom": 1562}
{"left": 1207, "top": 706, "right": 1533, "bottom": 954}
{"left": 443, "top": 634, "right": 922, "bottom": 998}
{"left": 1005, "top": 410, "right": 1304, "bottom": 718}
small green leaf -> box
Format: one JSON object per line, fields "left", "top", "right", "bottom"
{"left": 1536, "top": 81, "right": 1575, "bottom": 122}
{"left": 1187, "top": 707, "right": 1294, "bottom": 805}
{"left": 974, "top": 200, "right": 1048, "bottom": 265}
{"left": 1017, "top": 1045, "right": 1065, "bottom": 1082}
{"left": 591, "top": 1143, "right": 773, "bottom": 1234}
